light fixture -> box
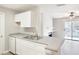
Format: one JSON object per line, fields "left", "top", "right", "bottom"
{"left": 69, "top": 12, "right": 75, "bottom": 19}
{"left": 69, "top": 12, "right": 74, "bottom": 17}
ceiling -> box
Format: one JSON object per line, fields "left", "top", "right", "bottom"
{"left": 0, "top": 4, "right": 79, "bottom": 14}
{"left": 0, "top": 4, "right": 37, "bottom": 12}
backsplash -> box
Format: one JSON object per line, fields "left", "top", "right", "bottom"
{"left": 19, "top": 27, "right": 38, "bottom": 35}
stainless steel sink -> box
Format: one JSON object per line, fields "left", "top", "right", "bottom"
{"left": 23, "top": 35, "right": 39, "bottom": 40}
{"left": 23, "top": 36, "right": 32, "bottom": 39}
{"left": 23, "top": 35, "right": 42, "bottom": 40}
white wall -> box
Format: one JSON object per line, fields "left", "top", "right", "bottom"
{"left": 5, "top": 4, "right": 79, "bottom": 37}
{"left": 0, "top": 4, "right": 78, "bottom": 52}
{"left": 5, "top": 11, "right": 20, "bottom": 51}
{"left": 19, "top": 7, "right": 43, "bottom": 36}
{"left": 16, "top": 4, "right": 77, "bottom": 37}
{"left": 31, "top": 7, "right": 42, "bottom": 36}
{"left": 0, "top": 7, "right": 19, "bottom": 52}
{"left": 38, "top": 5, "right": 55, "bottom": 36}
{"left": 37, "top": 4, "right": 79, "bottom": 36}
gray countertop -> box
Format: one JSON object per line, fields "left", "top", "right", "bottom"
{"left": 9, "top": 33, "right": 52, "bottom": 45}
{"left": 9, "top": 33, "right": 64, "bottom": 51}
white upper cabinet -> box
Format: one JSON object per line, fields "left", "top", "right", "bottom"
{"left": 15, "top": 11, "right": 31, "bottom": 27}
{"left": 15, "top": 13, "right": 21, "bottom": 22}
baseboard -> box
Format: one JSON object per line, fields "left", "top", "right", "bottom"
{"left": 2, "top": 50, "right": 9, "bottom": 54}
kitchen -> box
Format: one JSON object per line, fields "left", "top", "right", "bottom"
{"left": 0, "top": 4, "right": 64, "bottom": 55}
{"left": 6, "top": 4, "right": 79, "bottom": 55}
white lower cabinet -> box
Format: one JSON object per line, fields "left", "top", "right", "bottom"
{"left": 9, "top": 36, "right": 46, "bottom": 55}
{"left": 16, "top": 38, "right": 46, "bottom": 55}
{"left": 9, "top": 37, "right": 16, "bottom": 54}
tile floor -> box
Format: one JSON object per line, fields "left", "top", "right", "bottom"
{"left": 60, "top": 40, "right": 79, "bottom": 55}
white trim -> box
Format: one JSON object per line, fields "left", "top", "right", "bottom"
{"left": 0, "top": 50, "right": 9, "bottom": 55}
{"left": 0, "top": 12, "right": 5, "bottom": 54}
{"left": 2, "top": 50, "right": 9, "bottom": 54}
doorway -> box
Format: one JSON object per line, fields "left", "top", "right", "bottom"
{"left": 64, "top": 21, "right": 79, "bottom": 41}
{"left": 0, "top": 12, "right": 5, "bottom": 54}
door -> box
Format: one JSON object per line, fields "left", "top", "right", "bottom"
{"left": 0, "top": 12, "right": 5, "bottom": 54}
{"left": 72, "top": 21, "right": 79, "bottom": 40}
{"left": 64, "top": 22, "right": 72, "bottom": 39}
{"left": 9, "top": 37, "right": 16, "bottom": 54}
{"left": 65, "top": 21, "right": 79, "bottom": 41}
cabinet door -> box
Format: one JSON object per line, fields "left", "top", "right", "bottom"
{"left": 16, "top": 38, "right": 46, "bottom": 55}
{"left": 16, "top": 38, "right": 23, "bottom": 55}
{"left": 15, "top": 14, "right": 21, "bottom": 22}
{"left": 9, "top": 37, "right": 16, "bottom": 54}
{"left": 15, "top": 11, "right": 31, "bottom": 27}
{"left": 20, "top": 11, "right": 31, "bottom": 27}
{"left": 22, "top": 40, "right": 46, "bottom": 55}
